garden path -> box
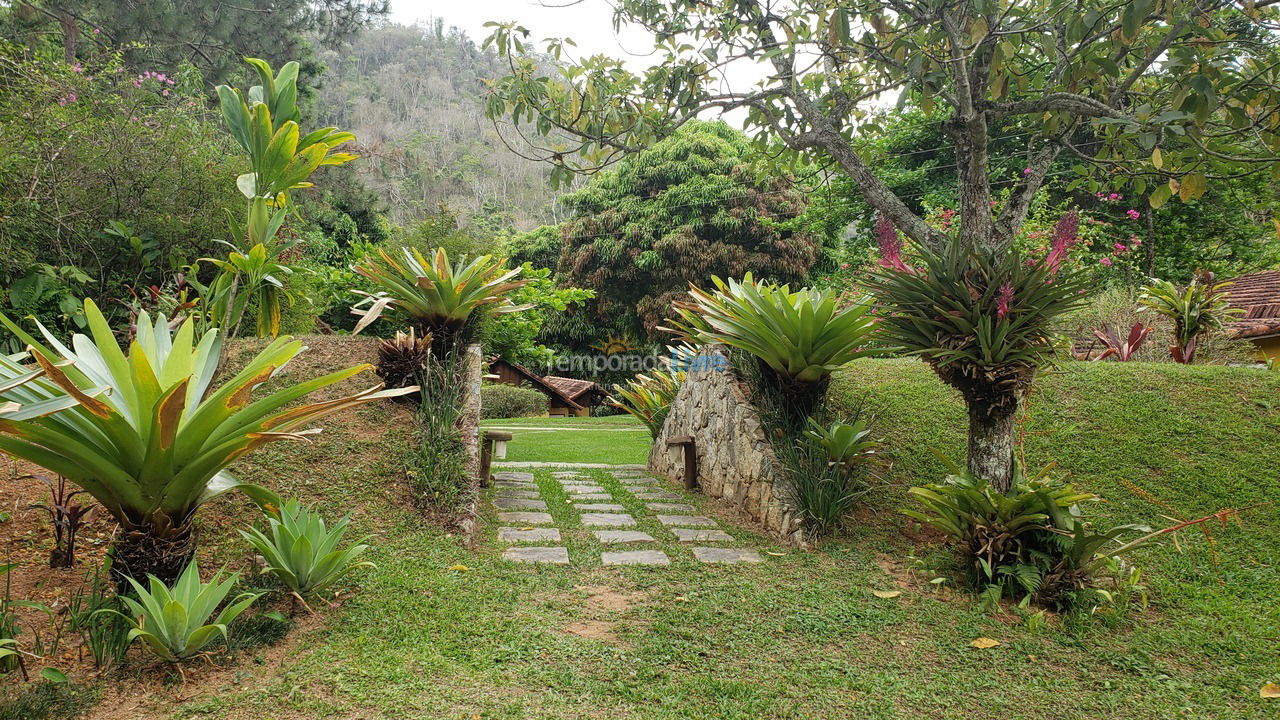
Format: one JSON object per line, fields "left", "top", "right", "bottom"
{"left": 489, "top": 469, "right": 763, "bottom": 566}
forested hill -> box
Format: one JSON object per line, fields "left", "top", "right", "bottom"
{"left": 313, "top": 20, "right": 563, "bottom": 231}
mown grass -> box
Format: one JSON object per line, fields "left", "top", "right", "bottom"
{"left": 482, "top": 415, "right": 652, "bottom": 465}
{"left": 72, "top": 348, "right": 1280, "bottom": 719}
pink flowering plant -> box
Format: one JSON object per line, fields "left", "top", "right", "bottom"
{"left": 863, "top": 216, "right": 1090, "bottom": 488}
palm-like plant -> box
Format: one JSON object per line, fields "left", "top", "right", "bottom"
{"left": 1137, "top": 273, "right": 1241, "bottom": 363}
{"left": 108, "top": 561, "right": 260, "bottom": 663}
{"left": 1091, "top": 323, "right": 1150, "bottom": 362}
{"left": 660, "top": 273, "right": 883, "bottom": 413}
{"left": 351, "top": 247, "right": 531, "bottom": 351}
{"left": 865, "top": 217, "right": 1089, "bottom": 490}
{"left": 240, "top": 499, "right": 373, "bottom": 601}
{"left": 0, "top": 299, "right": 413, "bottom": 585}
{"left": 804, "top": 418, "right": 877, "bottom": 469}
{"left": 609, "top": 369, "right": 684, "bottom": 438}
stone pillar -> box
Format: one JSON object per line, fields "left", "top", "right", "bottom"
{"left": 459, "top": 343, "right": 483, "bottom": 480}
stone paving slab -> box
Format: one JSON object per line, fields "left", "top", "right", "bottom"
{"left": 562, "top": 485, "right": 607, "bottom": 494}
{"left": 655, "top": 515, "right": 717, "bottom": 527}
{"left": 670, "top": 527, "right": 734, "bottom": 542}
{"left": 692, "top": 547, "right": 762, "bottom": 564}
{"left": 622, "top": 485, "right": 660, "bottom": 493}
{"left": 494, "top": 471, "right": 535, "bottom": 481}
{"left": 494, "top": 498, "right": 548, "bottom": 511}
{"left": 504, "top": 546, "right": 570, "bottom": 564}
{"left": 556, "top": 479, "right": 597, "bottom": 485}
{"left": 496, "top": 489, "right": 541, "bottom": 499}
{"left": 620, "top": 477, "right": 659, "bottom": 484}
{"left": 601, "top": 550, "right": 669, "bottom": 566}
{"left": 552, "top": 471, "right": 586, "bottom": 477}
{"left": 568, "top": 493, "right": 613, "bottom": 501}
{"left": 593, "top": 530, "right": 656, "bottom": 545}
{"left": 575, "top": 503, "right": 627, "bottom": 512}
{"left": 494, "top": 481, "right": 537, "bottom": 489}
{"left": 497, "top": 511, "right": 554, "bottom": 525}
{"left": 645, "top": 503, "right": 697, "bottom": 513}
{"left": 580, "top": 512, "right": 637, "bottom": 527}
{"left": 635, "top": 491, "right": 683, "bottom": 500}
{"left": 498, "top": 527, "right": 562, "bottom": 543}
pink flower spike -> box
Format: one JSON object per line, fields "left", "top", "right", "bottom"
{"left": 875, "top": 216, "right": 914, "bottom": 274}
{"left": 1043, "top": 210, "right": 1080, "bottom": 277}
{"left": 996, "top": 281, "right": 1014, "bottom": 321}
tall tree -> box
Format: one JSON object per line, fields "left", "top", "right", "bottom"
{"left": 484, "top": 0, "right": 1280, "bottom": 489}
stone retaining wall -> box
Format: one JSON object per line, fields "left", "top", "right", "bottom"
{"left": 648, "top": 345, "right": 806, "bottom": 545}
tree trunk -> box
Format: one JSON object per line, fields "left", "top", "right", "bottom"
{"left": 110, "top": 522, "right": 197, "bottom": 591}
{"left": 966, "top": 400, "right": 1018, "bottom": 493}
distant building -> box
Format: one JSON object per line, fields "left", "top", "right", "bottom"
{"left": 1225, "top": 270, "right": 1280, "bottom": 361}
{"left": 487, "top": 359, "right": 607, "bottom": 417}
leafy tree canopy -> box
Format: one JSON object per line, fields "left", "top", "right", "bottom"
{"left": 553, "top": 120, "right": 822, "bottom": 340}
{"left": 485, "top": 0, "right": 1280, "bottom": 255}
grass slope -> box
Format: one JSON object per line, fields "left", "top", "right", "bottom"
{"left": 70, "top": 346, "right": 1280, "bottom": 720}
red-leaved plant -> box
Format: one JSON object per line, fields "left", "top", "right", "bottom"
{"left": 1092, "top": 323, "right": 1151, "bottom": 362}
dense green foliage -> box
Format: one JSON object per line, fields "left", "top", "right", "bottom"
{"left": 553, "top": 121, "right": 823, "bottom": 340}
{"left": 0, "top": 48, "right": 241, "bottom": 340}
{"left": 240, "top": 500, "right": 373, "bottom": 598}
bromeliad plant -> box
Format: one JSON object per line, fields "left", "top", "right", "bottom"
{"left": 375, "top": 328, "right": 433, "bottom": 392}
{"left": 351, "top": 247, "right": 531, "bottom": 353}
{"left": 609, "top": 369, "right": 684, "bottom": 439}
{"left": 1137, "top": 272, "right": 1241, "bottom": 364}
{"left": 203, "top": 57, "right": 357, "bottom": 339}
{"left": 107, "top": 561, "right": 260, "bottom": 663}
{"left": 0, "top": 299, "right": 413, "bottom": 585}
{"left": 865, "top": 214, "right": 1089, "bottom": 491}
{"left": 783, "top": 416, "right": 880, "bottom": 537}
{"left": 240, "top": 500, "right": 373, "bottom": 604}
{"left": 661, "top": 273, "right": 884, "bottom": 419}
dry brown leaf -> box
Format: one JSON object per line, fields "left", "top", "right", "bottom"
{"left": 871, "top": 590, "right": 902, "bottom": 599}
{"left": 1261, "top": 683, "right": 1280, "bottom": 698}
{"left": 969, "top": 637, "right": 1001, "bottom": 649}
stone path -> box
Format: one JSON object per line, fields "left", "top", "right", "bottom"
{"left": 489, "top": 469, "right": 763, "bottom": 567}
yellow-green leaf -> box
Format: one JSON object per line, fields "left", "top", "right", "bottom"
{"left": 1151, "top": 147, "right": 1163, "bottom": 169}
{"left": 1262, "top": 683, "right": 1280, "bottom": 698}
{"left": 969, "top": 637, "right": 1001, "bottom": 649}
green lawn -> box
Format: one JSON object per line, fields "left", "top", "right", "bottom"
{"left": 482, "top": 415, "right": 652, "bottom": 464}
{"left": 44, "top": 346, "right": 1280, "bottom": 719}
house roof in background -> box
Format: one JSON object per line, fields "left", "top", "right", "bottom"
{"left": 1226, "top": 270, "right": 1280, "bottom": 339}
{"left": 544, "top": 375, "right": 606, "bottom": 402}
{"left": 489, "top": 359, "right": 584, "bottom": 410}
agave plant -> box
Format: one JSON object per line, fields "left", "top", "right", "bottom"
{"left": 0, "top": 299, "right": 413, "bottom": 585}
{"left": 1091, "top": 323, "right": 1150, "bottom": 362}
{"left": 662, "top": 273, "right": 883, "bottom": 391}
{"left": 375, "top": 328, "right": 433, "bottom": 391}
{"left": 240, "top": 500, "right": 373, "bottom": 601}
{"left": 351, "top": 247, "right": 531, "bottom": 351}
{"left": 107, "top": 561, "right": 260, "bottom": 663}
{"left": 865, "top": 215, "right": 1089, "bottom": 490}
{"left": 1137, "top": 273, "right": 1240, "bottom": 363}
{"left": 609, "top": 369, "right": 684, "bottom": 439}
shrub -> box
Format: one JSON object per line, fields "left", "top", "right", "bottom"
{"left": 1138, "top": 273, "right": 1243, "bottom": 363}
{"left": 780, "top": 417, "right": 878, "bottom": 537}
{"left": 240, "top": 500, "right": 374, "bottom": 599}
{"left": 106, "top": 561, "right": 261, "bottom": 663}
{"left": 481, "top": 384, "right": 546, "bottom": 419}
{"left": 408, "top": 348, "right": 470, "bottom": 510}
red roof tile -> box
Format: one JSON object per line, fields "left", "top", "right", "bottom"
{"left": 1225, "top": 270, "right": 1280, "bottom": 339}
{"left": 544, "top": 375, "right": 605, "bottom": 401}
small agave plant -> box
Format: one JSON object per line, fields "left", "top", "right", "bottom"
{"left": 106, "top": 561, "right": 261, "bottom": 663}
{"left": 240, "top": 500, "right": 373, "bottom": 603}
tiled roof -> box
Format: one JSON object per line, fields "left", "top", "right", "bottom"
{"left": 544, "top": 375, "right": 605, "bottom": 401}
{"left": 1225, "top": 270, "right": 1280, "bottom": 339}
{"left": 490, "top": 359, "right": 584, "bottom": 410}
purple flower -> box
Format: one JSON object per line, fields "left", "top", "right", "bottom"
{"left": 875, "top": 216, "right": 914, "bottom": 274}
{"left": 996, "top": 281, "right": 1014, "bottom": 321}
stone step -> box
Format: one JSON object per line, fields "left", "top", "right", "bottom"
{"left": 579, "top": 512, "right": 636, "bottom": 528}
{"left": 601, "top": 550, "right": 669, "bottom": 566}
{"left": 655, "top": 515, "right": 717, "bottom": 527}
{"left": 669, "top": 528, "right": 734, "bottom": 542}
{"left": 691, "top": 547, "right": 762, "bottom": 564}
{"left": 497, "top": 511, "right": 554, "bottom": 525}
{"left": 593, "top": 530, "right": 656, "bottom": 545}
{"left": 504, "top": 546, "right": 570, "bottom": 564}
{"left": 498, "top": 527, "right": 561, "bottom": 543}
{"left": 494, "top": 498, "right": 548, "bottom": 511}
